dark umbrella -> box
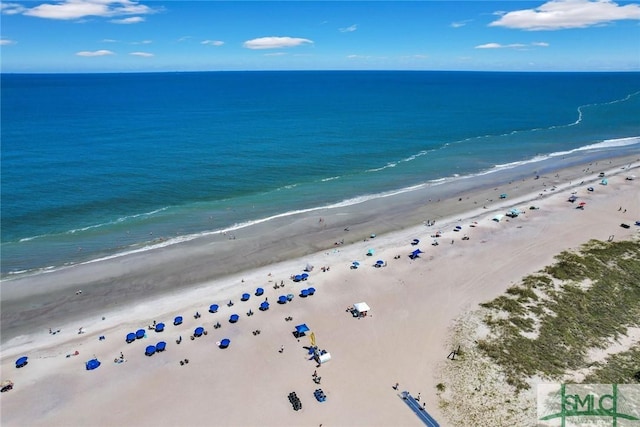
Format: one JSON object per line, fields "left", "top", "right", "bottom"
{"left": 126, "top": 332, "right": 136, "bottom": 343}
{"left": 411, "top": 239, "right": 420, "bottom": 246}
{"left": 155, "top": 322, "right": 165, "bottom": 333}
{"left": 145, "top": 345, "right": 156, "bottom": 356}
{"left": 15, "top": 356, "right": 28, "bottom": 368}
{"left": 241, "top": 293, "right": 250, "bottom": 301}
{"left": 173, "top": 316, "right": 183, "bottom": 326}
{"left": 194, "top": 326, "right": 205, "bottom": 337}
{"left": 85, "top": 358, "right": 101, "bottom": 370}
{"left": 229, "top": 314, "right": 239, "bottom": 323}
{"left": 209, "top": 304, "right": 219, "bottom": 313}
{"left": 255, "top": 288, "right": 264, "bottom": 296}
{"left": 219, "top": 338, "right": 231, "bottom": 349}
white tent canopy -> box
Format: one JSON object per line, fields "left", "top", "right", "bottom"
{"left": 353, "top": 302, "right": 370, "bottom": 314}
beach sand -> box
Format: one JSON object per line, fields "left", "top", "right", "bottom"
{"left": 1, "top": 154, "right": 639, "bottom": 426}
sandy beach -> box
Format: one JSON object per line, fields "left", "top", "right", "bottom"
{"left": 1, "top": 153, "right": 639, "bottom": 427}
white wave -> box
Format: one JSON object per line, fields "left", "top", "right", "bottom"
{"left": 321, "top": 176, "right": 341, "bottom": 182}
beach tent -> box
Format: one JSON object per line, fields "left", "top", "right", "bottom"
{"left": 287, "top": 294, "right": 294, "bottom": 301}
{"left": 255, "top": 288, "right": 264, "bottom": 296}
{"left": 601, "top": 178, "right": 608, "bottom": 185}
{"left": 194, "top": 327, "right": 205, "bottom": 337}
{"left": 300, "top": 289, "right": 310, "bottom": 298}
{"left": 85, "top": 358, "right": 101, "bottom": 370}
{"left": 15, "top": 357, "right": 28, "bottom": 369}
{"left": 500, "top": 193, "right": 507, "bottom": 199}
{"left": 367, "top": 249, "right": 375, "bottom": 256}
{"left": 209, "top": 304, "right": 219, "bottom": 313}
{"left": 156, "top": 341, "right": 167, "bottom": 352}
{"left": 241, "top": 293, "right": 250, "bottom": 301}
{"left": 145, "top": 345, "right": 156, "bottom": 356}
{"left": 307, "top": 287, "right": 316, "bottom": 295}
{"left": 568, "top": 195, "right": 578, "bottom": 203}
{"left": 316, "top": 352, "right": 331, "bottom": 365}
{"left": 219, "top": 339, "right": 230, "bottom": 349}
{"left": 229, "top": 314, "right": 240, "bottom": 323}
{"left": 136, "top": 329, "right": 146, "bottom": 339}
{"left": 126, "top": 332, "right": 136, "bottom": 343}
{"left": 155, "top": 323, "right": 165, "bottom": 333}
{"left": 260, "top": 301, "right": 270, "bottom": 311}
{"left": 173, "top": 316, "right": 183, "bottom": 326}
{"left": 304, "top": 263, "right": 314, "bottom": 272}
{"left": 493, "top": 214, "right": 504, "bottom": 222}
{"left": 353, "top": 302, "right": 370, "bottom": 317}
{"left": 278, "top": 295, "right": 288, "bottom": 304}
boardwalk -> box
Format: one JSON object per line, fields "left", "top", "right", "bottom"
{"left": 400, "top": 391, "right": 440, "bottom": 427}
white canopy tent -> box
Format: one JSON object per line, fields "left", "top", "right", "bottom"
{"left": 353, "top": 302, "right": 370, "bottom": 317}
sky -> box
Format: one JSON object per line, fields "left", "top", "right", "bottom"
{"left": 1, "top": 0, "right": 639, "bottom": 73}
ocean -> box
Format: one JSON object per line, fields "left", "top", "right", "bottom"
{"left": 2, "top": 71, "right": 639, "bottom": 278}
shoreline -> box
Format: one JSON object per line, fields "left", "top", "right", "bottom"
{"left": 1, "top": 149, "right": 639, "bottom": 344}
{"left": 1, "top": 151, "right": 639, "bottom": 426}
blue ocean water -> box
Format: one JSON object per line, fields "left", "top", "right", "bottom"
{"left": 2, "top": 71, "right": 639, "bottom": 277}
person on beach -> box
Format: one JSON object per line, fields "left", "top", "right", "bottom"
{"left": 279, "top": 345, "right": 284, "bottom": 353}
{"left": 393, "top": 382, "right": 399, "bottom": 390}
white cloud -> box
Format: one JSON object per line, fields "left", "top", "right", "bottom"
{"left": 0, "top": 38, "right": 17, "bottom": 45}
{"left": 475, "top": 42, "right": 549, "bottom": 49}
{"left": 201, "top": 40, "right": 224, "bottom": 46}
{"left": 76, "top": 49, "right": 114, "bottom": 56}
{"left": 264, "top": 52, "right": 287, "bottom": 56}
{"left": 111, "top": 16, "right": 144, "bottom": 24}
{"left": 451, "top": 20, "right": 472, "bottom": 28}
{"left": 1, "top": 2, "right": 27, "bottom": 15}
{"left": 490, "top": 0, "right": 640, "bottom": 31}
{"left": 21, "top": 0, "right": 156, "bottom": 21}
{"left": 243, "top": 36, "right": 313, "bottom": 50}
{"left": 339, "top": 24, "right": 358, "bottom": 32}
{"left": 130, "top": 51, "right": 153, "bottom": 57}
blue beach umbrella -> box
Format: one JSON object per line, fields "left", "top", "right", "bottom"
{"left": 307, "top": 287, "right": 316, "bottom": 295}
{"left": 194, "top": 326, "right": 205, "bottom": 337}
{"left": 126, "top": 332, "right": 136, "bottom": 343}
{"left": 300, "top": 289, "right": 310, "bottom": 298}
{"left": 278, "top": 295, "right": 288, "bottom": 304}
{"left": 241, "top": 293, "right": 250, "bottom": 301}
{"left": 411, "top": 239, "right": 420, "bottom": 246}
{"left": 294, "top": 275, "right": 302, "bottom": 282}
{"left": 15, "top": 356, "right": 28, "bottom": 368}
{"left": 376, "top": 260, "right": 384, "bottom": 266}
{"left": 136, "top": 329, "right": 146, "bottom": 339}
{"left": 209, "top": 304, "right": 219, "bottom": 313}
{"left": 156, "top": 341, "right": 167, "bottom": 352}
{"left": 145, "top": 345, "right": 156, "bottom": 356}
{"left": 295, "top": 324, "right": 310, "bottom": 334}
{"left": 229, "top": 314, "right": 239, "bottom": 323}
{"left": 301, "top": 273, "right": 309, "bottom": 280}
{"left": 85, "top": 358, "right": 100, "bottom": 370}
{"left": 155, "top": 323, "right": 165, "bottom": 332}
{"left": 255, "top": 288, "right": 264, "bottom": 296}
{"left": 173, "top": 316, "right": 183, "bottom": 326}
{"left": 219, "top": 339, "right": 231, "bottom": 349}
{"left": 260, "top": 301, "right": 270, "bottom": 311}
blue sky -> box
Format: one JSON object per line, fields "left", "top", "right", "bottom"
{"left": 1, "top": 0, "right": 639, "bottom": 73}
